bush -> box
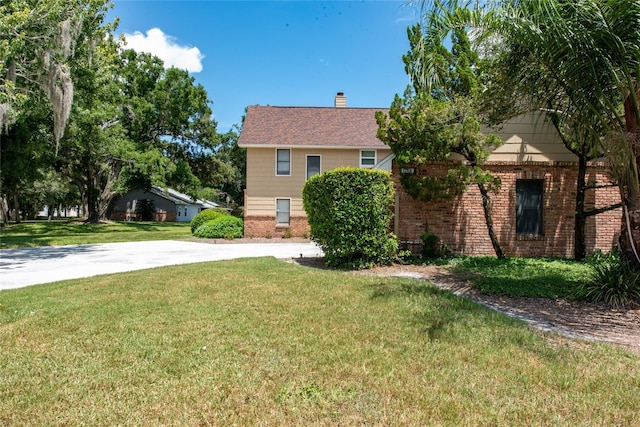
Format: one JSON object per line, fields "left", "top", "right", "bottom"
{"left": 576, "top": 250, "right": 640, "bottom": 308}
{"left": 190, "top": 208, "right": 229, "bottom": 234}
{"left": 302, "top": 167, "right": 397, "bottom": 269}
{"left": 420, "top": 231, "right": 442, "bottom": 259}
{"left": 194, "top": 216, "right": 244, "bottom": 239}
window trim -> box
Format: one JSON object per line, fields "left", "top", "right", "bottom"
{"left": 276, "top": 148, "right": 291, "bottom": 176}
{"left": 360, "top": 150, "right": 377, "bottom": 168}
{"left": 306, "top": 154, "right": 322, "bottom": 180}
{"left": 516, "top": 179, "right": 544, "bottom": 237}
{"left": 275, "top": 198, "right": 291, "bottom": 226}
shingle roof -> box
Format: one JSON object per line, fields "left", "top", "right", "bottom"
{"left": 149, "top": 186, "right": 222, "bottom": 209}
{"left": 238, "top": 105, "right": 389, "bottom": 148}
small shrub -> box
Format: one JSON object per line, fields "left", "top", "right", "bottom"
{"left": 190, "top": 208, "right": 229, "bottom": 234}
{"left": 576, "top": 250, "right": 640, "bottom": 308}
{"left": 420, "top": 231, "right": 442, "bottom": 259}
{"left": 282, "top": 229, "right": 292, "bottom": 239}
{"left": 194, "top": 216, "right": 244, "bottom": 239}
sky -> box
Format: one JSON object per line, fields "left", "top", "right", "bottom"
{"left": 107, "top": 0, "right": 421, "bottom": 132}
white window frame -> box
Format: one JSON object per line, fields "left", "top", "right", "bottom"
{"left": 360, "top": 150, "right": 377, "bottom": 168}
{"left": 276, "top": 148, "right": 291, "bottom": 176}
{"left": 275, "top": 198, "right": 291, "bottom": 226}
{"left": 306, "top": 154, "right": 321, "bottom": 180}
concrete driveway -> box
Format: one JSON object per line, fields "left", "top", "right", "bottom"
{"left": 0, "top": 240, "right": 324, "bottom": 290}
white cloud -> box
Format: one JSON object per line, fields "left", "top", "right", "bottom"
{"left": 123, "top": 28, "right": 204, "bottom": 73}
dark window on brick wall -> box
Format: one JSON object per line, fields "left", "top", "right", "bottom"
{"left": 516, "top": 179, "right": 543, "bottom": 235}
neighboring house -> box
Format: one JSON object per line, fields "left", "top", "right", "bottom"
{"left": 393, "top": 112, "right": 622, "bottom": 257}
{"left": 111, "top": 186, "right": 223, "bottom": 222}
{"left": 238, "top": 93, "right": 391, "bottom": 237}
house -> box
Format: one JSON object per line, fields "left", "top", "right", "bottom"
{"left": 238, "top": 93, "right": 391, "bottom": 237}
{"left": 238, "top": 92, "right": 621, "bottom": 256}
{"left": 110, "top": 186, "right": 223, "bottom": 222}
{"left": 392, "top": 112, "right": 622, "bottom": 257}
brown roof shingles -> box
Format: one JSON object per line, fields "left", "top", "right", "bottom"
{"left": 237, "top": 105, "right": 389, "bottom": 148}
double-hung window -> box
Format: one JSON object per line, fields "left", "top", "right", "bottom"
{"left": 276, "top": 198, "right": 290, "bottom": 226}
{"left": 306, "top": 155, "right": 321, "bottom": 180}
{"left": 276, "top": 149, "right": 291, "bottom": 176}
{"left": 360, "top": 150, "right": 376, "bottom": 168}
{"left": 516, "top": 179, "right": 543, "bottom": 236}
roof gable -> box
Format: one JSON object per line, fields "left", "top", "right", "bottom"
{"left": 238, "top": 105, "right": 389, "bottom": 148}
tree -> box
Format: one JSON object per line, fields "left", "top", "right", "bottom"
{"left": 1, "top": 0, "right": 112, "bottom": 148}
{"left": 418, "top": 0, "right": 640, "bottom": 263}
{"left": 376, "top": 24, "right": 505, "bottom": 258}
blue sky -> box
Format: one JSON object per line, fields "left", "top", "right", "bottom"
{"left": 107, "top": 1, "right": 420, "bottom": 132}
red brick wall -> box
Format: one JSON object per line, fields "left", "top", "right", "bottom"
{"left": 243, "top": 216, "right": 310, "bottom": 238}
{"left": 110, "top": 210, "right": 176, "bottom": 222}
{"left": 394, "top": 161, "right": 621, "bottom": 257}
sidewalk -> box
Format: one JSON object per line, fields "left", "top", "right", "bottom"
{"left": 0, "top": 240, "right": 324, "bottom": 290}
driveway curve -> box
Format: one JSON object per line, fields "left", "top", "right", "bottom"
{"left": 0, "top": 240, "right": 323, "bottom": 290}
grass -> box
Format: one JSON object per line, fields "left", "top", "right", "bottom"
{"left": 0, "top": 220, "right": 192, "bottom": 249}
{"left": 445, "top": 256, "right": 594, "bottom": 299}
{"left": 1, "top": 257, "right": 638, "bottom": 425}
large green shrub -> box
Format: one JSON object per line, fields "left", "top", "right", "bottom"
{"left": 302, "top": 167, "right": 398, "bottom": 269}
{"left": 194, "top": 216, "right": 244, "bottom": 239}
{"left": 190, "top": 208, "right": 229, "bottom": 234}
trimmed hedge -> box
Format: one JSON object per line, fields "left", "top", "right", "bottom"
{"left": 302, "top": 167, "right": 398, "bottom": 269}
{"left": 194, "top": 216, "right": 244, "bottom": 239}
{"left": 190, "top": 208, "right": 230, "bottom": 234}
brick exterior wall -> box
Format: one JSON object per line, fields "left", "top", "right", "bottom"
{"left": 243, "top": 215, "right": 310, "bottom": 238}
{"left": 110, "top": 210, "right": 176, "bottom": 222}
{"left": 394, "top": 161, "right": 622, "bottom": 257}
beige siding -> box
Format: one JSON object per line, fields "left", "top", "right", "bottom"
{"left": 245, "top": 147, "right": 391, "bottom": 216}
{"left": 486, "top": 113, "right": 577, "bottom": 162}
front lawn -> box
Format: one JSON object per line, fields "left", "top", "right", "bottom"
{"left": 1, "top": 257, "right": 637, "bottom": 425}
{"left": 0, "top": 220, "right": 192, "bottom": 249}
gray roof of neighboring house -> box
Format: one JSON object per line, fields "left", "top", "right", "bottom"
{"left": 149, "top": 186, "right": 223, "bottom": 209}
{"left": 238, "top": 105, "right": 389, "bottom": 148}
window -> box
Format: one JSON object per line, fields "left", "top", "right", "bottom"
{"left": 276, "top": 149, "right": 291, "bottom": 176}
{"left": 360, "top": 150, "right": 376, "bottom": 167}
{"left": 276, "top": 198, "right": 290, "bottom": 225}
{"left": 516, "top": 180, "right": 543, "bottom": 235}
{"left": 306, "top": 155, "right": 321, "bottom": 180}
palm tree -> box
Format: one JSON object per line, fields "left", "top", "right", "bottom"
{"left": 417, "top": 0, "right": 640, "bottom": 263}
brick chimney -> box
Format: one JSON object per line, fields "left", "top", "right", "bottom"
{"left": 334, "top": 92, "right": 347, "bottom": 108}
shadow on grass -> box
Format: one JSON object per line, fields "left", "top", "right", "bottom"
{"left": 370, "top": 279, "right": 503, "bottom": 342}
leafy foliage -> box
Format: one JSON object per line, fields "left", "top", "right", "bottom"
{"left": 576, "top": 250, "right": 640, "bottom": 308}
{"left": 194, "top": 216, "right": 243, "bottom": 240}
{"left": 302, "top": 167, "right": 397, "bottom": 269}
{"left": 376, "top": 24, "right": 504, "bottom": 257}
{"left": 449, "top": 256, "right": 592, "bottom": 299}
{"left": 190, "top": 208, "right": 230, "bottom": 234}
{"left": 420, "top": 231, "right": 447, "bottom": 259}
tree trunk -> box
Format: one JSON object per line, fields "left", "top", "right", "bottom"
{"left": 13, "top": 193, "right": 21, "bottom": 224}
{"left": 477, "top": 182, "right": 504, "bottom": 258}
{"left": 619, "top": 86, "right": 640, "bottom": 267}
{"left": 85, "top": 167, "right": 100, "bottom": 223}
{"left": 574, "top": 155, "right": 588, "bottom": 261}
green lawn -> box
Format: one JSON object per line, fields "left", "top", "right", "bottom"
{"left": 0, "top": 220, "right": 192, "bottom": 248}
{"left": 1, "top": 257, "right": 637, "bottom": 425}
